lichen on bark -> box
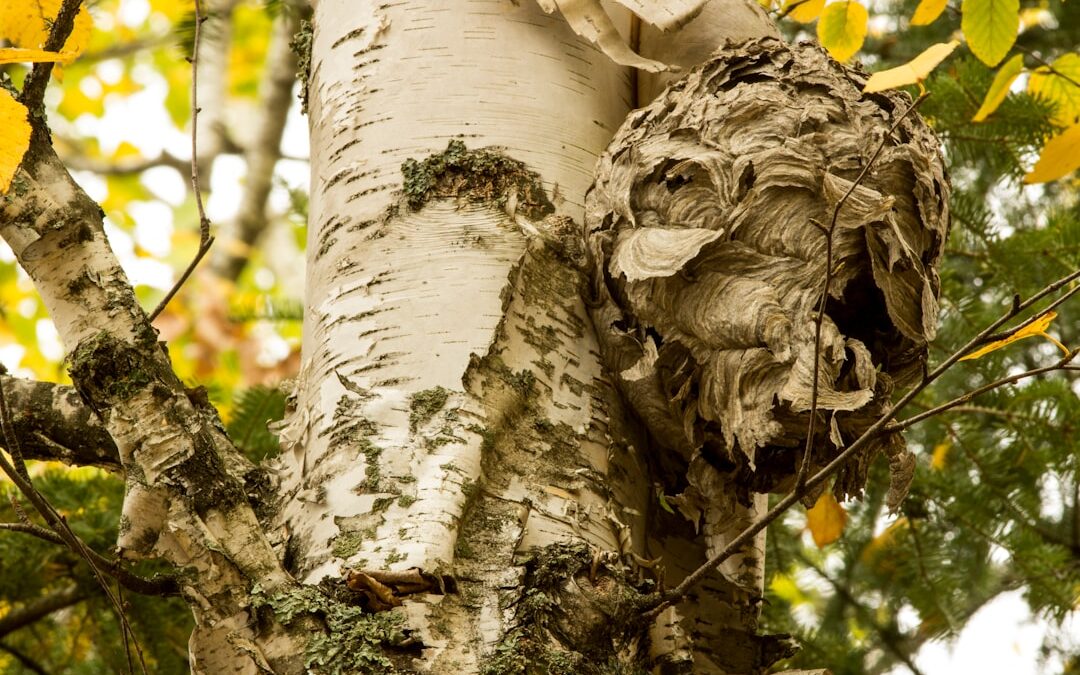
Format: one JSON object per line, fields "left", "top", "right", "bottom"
{"left": 401, "top": 140, "right": 555, "bottom": 220}
{"left": 584, "top": 37, "right": 950, "bottom": 511}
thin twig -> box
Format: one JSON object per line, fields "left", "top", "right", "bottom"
{"left": 945, "top": 425, "right": 1071, "bottom": 547}
{"left": 0, "top": 523, "right": 180, "bottom": 596}
{"left": 0, "top": 642, "right": 49, "bottom": 675}
{"left": 119, "top": 581, "right": 134, "bottom": 675}
{"left": 1015, "top": 45, "right": 1080, "bottom": 91}
{"left": 796, "top": 92, "right": 930, "bottom": 489}
{"left": 0, "top": 454, "right": 149, "bottom": 673}
{"left": 885, "top": 351, "right": 1077, "bottom": 432}
{"left": 190, "top": 0, "right": 212, "bottom": 245}
{"left": 642, "top": 261, "right": 1080, "bottom": 620}
{"left": 18, "top": 0, "right": 84, "bottom": 110}
{"left": 149, "top": 239, "right": 214, "bottom": 321}
{"left": 773, "top": 0, "right": 811, "bottom": 20}
{"left": 974, "top": 277, "right": 1080, "bottom": 346}
{"left": 796, "top": 550, "right": 928, "bottom": 675}
{"left": 150, "top": 0, "right": 215, "bottom": 322}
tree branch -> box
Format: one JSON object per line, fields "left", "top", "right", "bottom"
{"left": 797, "top": 91, "right": 930, "bottom": 488}
{"left": 795, "top": 551, "right": 927, "bottom": 675}
{"left": 0, "top": 375, "right": 119, "bottom": 470}
{"left": 0, "top": 585, "right": 89, "bottom": 637}
{"left": 210, "top": 6, "right": 304, "bottom": 281}
{"left": 0, "top": 642, "right": 49, "bottom": 675}
{"left": 0, "top": 523, "right": 180, "bottom": 596}
{"left": 18, "top": 0, "right": 84, "bottom": 110}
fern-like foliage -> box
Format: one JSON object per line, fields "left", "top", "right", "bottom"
{"left": 227, "top": 385, "right": 288, "bottom": 462}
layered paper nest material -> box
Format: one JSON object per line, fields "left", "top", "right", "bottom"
{"left": 584, "top": 38, "right": 950, "bottom": 510}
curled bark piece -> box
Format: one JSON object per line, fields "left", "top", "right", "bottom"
{"left": 584, "top": 38, "right": 949, "bottom": 504}
{"left": 535, "top": 0, "right": 674, "bottom": 72}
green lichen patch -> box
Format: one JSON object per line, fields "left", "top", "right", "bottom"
{"left": 409, "top": 386, "right": 449, "bottom": 432}
{"left": 68, "top": 331, "right": 159, "bottom": 405}
{"left": 401, "top": 140, "right": 555, "bottom": 219}
{"left": 251, "top": 581, "right": 414, "bottom": 674}
{"left": 359, "top": 437, "right": 382, "bottom": 491}
{"left": 333, "top": 531, "right": 366, "bottom": 559}
{"left": 290, "top": 18, "right": 313, "bottom": 114}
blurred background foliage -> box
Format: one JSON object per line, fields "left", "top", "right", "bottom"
{"left": 0, "top": 0, "right": 1076, "bottom": 672}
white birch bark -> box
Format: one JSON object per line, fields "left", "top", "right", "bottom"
{"left": 266, "top": 0, "right": 782, "bottom": 671}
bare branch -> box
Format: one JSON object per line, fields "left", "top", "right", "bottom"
{"left": 0, "top": 375, "right": 119, "bottom": 470}
{"left": 0, "top": 585, "right": 89, "bottom": 638}
{"left": 150, "top": 0, "right": 218, "bottom": 321}
{"left": 18, "top": 0, "right": 85, "bottom": 110}
{"left": 886, "top": 351, "right": 1078, "bottom": 432}
{"left": 796, "top": 92, "right": 930, "bottom": 489}
{"left": 211, "top": 6, "right": 304, "bottom": 281}
{"left": 60, "top": 150, "right": 192, "bottom": 177}
{"left": 0, "top": 523, "right": 181, "bottom": 596}
{"left": 0, "top": 370, "right": 149, "bottom": 671}
{"left": 0, "top": 642, "right": 49, "bottom": 675}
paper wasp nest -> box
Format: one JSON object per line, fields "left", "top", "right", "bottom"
{"left": 585, "top": 38, "right": 949, "bottom": 508}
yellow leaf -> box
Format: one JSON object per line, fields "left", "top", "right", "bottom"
{"left": 860, "top": 517, "right": 909, "bottom": 569}
{"left": 0, "top": 89, "right": 32, "bottom": 194}
{"left": 960, "top": 311, "right": 1066, "bottom": 358}
{"left": 0, "top": 0, "right": 92, "bottom": 60}
{"left": 1028, "top": 54, "right": 1080, "bottom": 126}
{"left": 1025, "top": 125, "right": 1080, "bottom": 184}
{"left": 863, "top": 40, "right": 960, "bottom": 93}
{"left": 1018, "top": 7, "right": 1053, "bottom": 32}
{"left": 930, "top": 441, "right": 951, "bottom": 470}
{"left": 111, "top": 141, "right": 142, "bottom": 161}
{"left": 911, "top": 0, "right": 948, "bottom": 26}
{"left": 769, "top": 573, "right": 808, "bottom": 605}
{"left": 972, "top": 53, "right": 1024, "bottom": 122}
{"left": 784, "top": 0, "right": 826, "bottom": 23}
{"left": 961, "top": 0, "right": 1019, "bottom": 67}
{"left": 0, "top": 47, "right": 73, "bottom": 64}
{"left": 818, "top": 1, "right": 868, "bottom": 63}
{"left": 806, "top": 492, "right": 847, "bottom": 547}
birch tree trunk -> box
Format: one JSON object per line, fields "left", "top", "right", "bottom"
{"left": 266, "top": 0, "right": 789, "bottom": 672}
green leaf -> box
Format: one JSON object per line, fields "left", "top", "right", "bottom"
{"left": 818, "top": 1, "right": 868, "bottom": 63}
{"left": 227, "top": 385, "right": 288, "bottom": 461}
{"left": 961, "top": 0, "right": 1019, "bottom": 66}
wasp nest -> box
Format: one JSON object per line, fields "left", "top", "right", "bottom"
{"left": 585, "top": 38, "right": 949, "bottom": 509}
